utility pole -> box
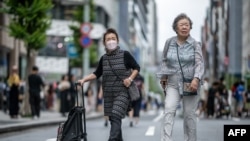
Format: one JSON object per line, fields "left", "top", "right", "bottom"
{"left": 83, "top": 0, "right": 89, "bottom": 77}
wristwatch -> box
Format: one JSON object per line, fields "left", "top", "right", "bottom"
{"left": 128, "top": 77, "right": 133, "bottom": 82}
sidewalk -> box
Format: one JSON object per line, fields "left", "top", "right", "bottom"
{"left": 0, "top": 110, "right": 103, "bottom": 134}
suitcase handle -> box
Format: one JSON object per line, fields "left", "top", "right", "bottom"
{"left": 75, "top": 82, "right": 81, "bottom": 86}
{"left": 74, "top": 82, "right": 85, "bottom": 107}
{"left": 74, "top": 82, "right": 87, "bottom": 140}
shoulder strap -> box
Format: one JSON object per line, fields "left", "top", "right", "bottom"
{"left": 107, "top": 55, "right": 123, "bottom": 81}
{"left": 177, "top": 40, "right": 198, "bottom": 80}
{"left": 162, "top": 37, "right": 173, "bottom": 60}
{"left": 176, "top": 46, "right": 184, "bottom": 80}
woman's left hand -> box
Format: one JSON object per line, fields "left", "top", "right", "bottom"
{"left": 123, "top": 78, "right": 132, "bottom": 87}
{"left": 190, "top": 78, "right": 199, "bottom": 92}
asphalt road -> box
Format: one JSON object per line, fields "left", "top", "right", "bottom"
{"left": 0, "top": 110, "right": 250, "bottom": 141}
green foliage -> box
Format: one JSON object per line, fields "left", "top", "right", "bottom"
{"left": 89, "top": 43, "right": 98, "bottom": 67}
{"left": 1, "top": 0, "right": 54, "bottom": 116}
{"left": 148, "top": 73, "right": 163, "bottom": 95}
{"left": 2, "top": 0, "right": 53, "bottom": 50}
{"left": 69, "top": 0, "right": 97, "bottom": 68}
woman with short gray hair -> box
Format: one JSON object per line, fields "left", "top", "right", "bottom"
{"left": 157, "top": 13, "right": 204, "bottom": 141}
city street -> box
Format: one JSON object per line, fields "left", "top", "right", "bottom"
{"left": 1, "top": 109, "right": 250, "bottom": 141}
{"left": 0, "top": 0, "right": 250, "bottom": 141}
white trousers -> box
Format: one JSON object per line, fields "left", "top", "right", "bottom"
{"left": 161, "top": 87, "right": 198, "bottom": 141}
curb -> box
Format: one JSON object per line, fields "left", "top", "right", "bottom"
{"left": 0, "top": 119, "right": 66, "bottom": 134}
{"left": 0, "top": 113, "right": 103, "bottom": 134}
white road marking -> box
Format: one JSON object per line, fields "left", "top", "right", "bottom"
{"left": 46, "top": 138, "right": 84, "bottom": 141}
{"left": 145, "top": 126, "right": 155, "bottom": 136}
{"left": 232, "top": 117, "right": 241, "bottom": 122}
{"left": 147, "top": 110, "right": 157, "bottom": 115}
{"left": 45, "top": 138, "right": 56, "bottom": 141}
{"left": 153, "top": 111, "right": 163, "bottom": 122}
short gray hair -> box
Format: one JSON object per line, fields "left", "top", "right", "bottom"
{"left": 172, "top": 13, "right": 193, "bottom": 33}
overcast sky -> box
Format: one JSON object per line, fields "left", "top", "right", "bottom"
{"left": 155, "top": 0, "right": 210, "bottom": 51}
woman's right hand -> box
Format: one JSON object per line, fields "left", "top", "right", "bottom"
{"left": 160, "top": 79, "right": 167, "bottom": 89}
{"left": 78, "top": 79, "right": 85, "bottom": 85}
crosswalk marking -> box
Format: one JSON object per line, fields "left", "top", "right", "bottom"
{"left": 145, "top": 126, "right": 155, "bottom": 136}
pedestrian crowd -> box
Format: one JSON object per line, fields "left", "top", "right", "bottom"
{"left": 196, "top": 77, "right": 250, "bottom": 119}
{"left": 0, "top": 65, "right": 99, "bottom": 119}
{"left": 0, "top": 64, "right": 155, "bottom": 124}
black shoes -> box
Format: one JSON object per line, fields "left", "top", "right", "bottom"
{"left": 129, "top": 121, "right": 133, "bottom": 127}
{"left": 105, "top": 120, "right": 108, "bottom": 127}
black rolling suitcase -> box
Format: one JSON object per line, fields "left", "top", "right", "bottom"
{"left": 57, "top": 83, "right": 87, "bottom": 141}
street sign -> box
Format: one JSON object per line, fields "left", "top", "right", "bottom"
{"left": 80, "top": 23, "right": 92, "bottom": 35}
{"left": 67, "top": 42, "right": 78, "bottom": 58}
{"left": 79, "top": 35, "right": 92, "bottom": 48}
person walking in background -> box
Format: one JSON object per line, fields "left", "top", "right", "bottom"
{"left": 28, "top": 66, "right": 45, "bottom": 119}
{"left": 231, "top": 81, "right": 239, "bottom": 117}
{"left": 207, "top": 81, "right": 219, "bottom": 118}
{"left": 244, "top": 85, "right": 250, "bottom": 117}
{"left": 157, "top": 13, "right": 204, "bottom": 141}
{"left": 78, "top": 28, "right": 140, "bottom": 141}
{"left": 7, "top": 65, "right": 20, "bottom": 119}
{"left": 18, "top": 79, "right": 25, "bottom": 106}
{"left": 69, "top": 74, "right": 76, "bottom": 109}
{"left": 196, "top": 77, "right": 209, "bottom": 118}
{"left": 96, "top": 79, "right": 104, "bottom": 113}
{"left": 58, "top": 74, "right": 71, "bottom": 117}
{"left": 2, "top": 77, "right": 10, "bottom": 114}
{"left": 215, "top": 77, "right": 229, "bottom": 118}
{"left": 235, "top": 80, "right": 245, "bottom": 118}
{"left": 0, "top": 77, "right": 6, "bottom": 111}
{"left": 128, "top": 73, "right": 144, "bottom": 127}
{"left": 85, "top": 82, "right": 94, "bottom": 113}
{"left": 218, "top": 77, "right": 228, "bottom": 100}
{"left": 46, "top": 83, "right": 55, "bottom": 111}
{"left": 96, "top": 82, "right": 110, "bottom": 127}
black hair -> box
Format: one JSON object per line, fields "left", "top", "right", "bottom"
{"left": 212, "top": 81, "right": 219, "bottom": 86}
{"left": 32, "top": 66, "right": 39, "bottom": 71}
{"left": 102, "top": 28, "right": 119, "bottom": 46}
{"left": 61, "top": 74, "right": 67, "bottom": 81}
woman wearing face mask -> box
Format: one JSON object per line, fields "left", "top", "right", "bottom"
{"left": 78, "top": 28, "right": 140, "bottom": 141}
{"left": 157, "top": 13, "right": 204, "bottom": 141}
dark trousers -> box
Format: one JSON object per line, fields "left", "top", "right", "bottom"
{"left": 108, "top": 116, "right": 123, "bottom": 141}
{"left": 9, "top": 85, "right": 19, "bottom": 117}
{"left": 207, "top": 96, "right": 214, "bottom": 117}
{"left": 29, "top": 92, "right": 41, "bottom": 117}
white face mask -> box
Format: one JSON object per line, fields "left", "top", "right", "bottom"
{"left": 106, "top": 40, "right": 118, "bottom": 50}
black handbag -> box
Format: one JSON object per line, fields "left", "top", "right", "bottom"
{"left": 176, "top": 46, "right": 197, "bottom": 96}
{"left": 127, "top": 81, "right": 140, "bottom": 101}
{"left": 107, "top": 59, "right": 140, "bottom": 101}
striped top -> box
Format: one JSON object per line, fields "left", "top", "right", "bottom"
{"left": 157, "top": 36, "right": 204, "bottom": 93}
{"left": 93, "top": 48, "right": 140, "bottom": 118}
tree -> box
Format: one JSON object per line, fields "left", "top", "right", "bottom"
{"left": 1, "top": 0, "right": 53, "bottom": 116}
{"left": 69, "top": 0, "right": 98, "bottom": 69}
